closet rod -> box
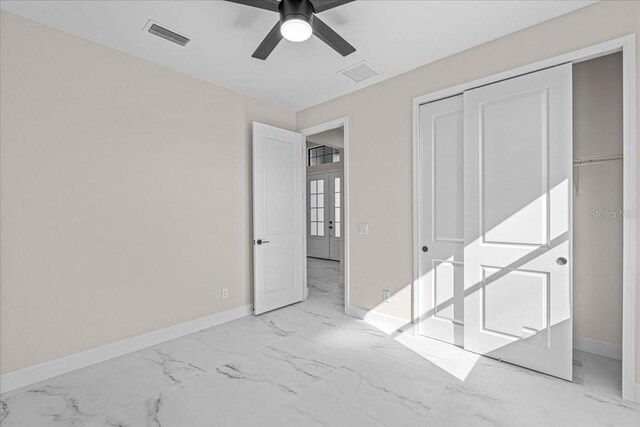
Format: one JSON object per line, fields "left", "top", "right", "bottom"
{"left": 573, "top": 153, "right": 622, "bottom": 166}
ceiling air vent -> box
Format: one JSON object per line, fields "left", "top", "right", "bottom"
{"left": 148, "top": 23, "right": 190, "bottom": 46}
{"left": 340, "top": 61, "right": 378, "bottom": 83}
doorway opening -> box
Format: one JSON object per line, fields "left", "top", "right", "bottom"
{"left": 301, "top": 121, "right": 348, "bottom": 313}
{"left": 572, "top": 52, "right": 624, "bottom": 399}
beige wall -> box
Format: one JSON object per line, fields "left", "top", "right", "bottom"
{"left": 0, "top": 11, "right": 295, "bottom": 374}
{"left": 573, "top": 53, "right": 623, "bottom": 346}
{"left": 296, "top": 0, "right": 640, "bottom": 380}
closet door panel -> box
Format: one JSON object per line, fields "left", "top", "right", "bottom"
{"left": 417, "top": 94, "right": 465, "bottom": 346}
{"left": 463, "top": 63, "right": 573, "bottom": 380}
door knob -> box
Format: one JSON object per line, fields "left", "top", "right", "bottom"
{"left": 556, "top": 257, "right": 567, "bottom": 265}
{"left": 422, "top": 246, "right": 429, "bottom": 253}
{"left": 256, "top": 239, "right": 270, "bottom": 245}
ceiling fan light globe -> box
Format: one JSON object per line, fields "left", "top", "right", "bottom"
{"left": 280, "top": 18, "right": 312, "bottom": 42}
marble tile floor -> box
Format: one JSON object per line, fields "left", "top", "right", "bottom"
{"left": 1, "top": 258, "right": 638, "bottom": 426}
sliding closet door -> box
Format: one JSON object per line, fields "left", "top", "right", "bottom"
{"left": 463, "top": 64, "right": 573, "bottom": 380}
{"left": 417, "top": 95, "right": 464, "bottom": 346}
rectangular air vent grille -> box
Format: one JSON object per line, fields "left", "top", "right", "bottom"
{"left": 340, "top": 61, "right": 378, "bottom": 83}
{"left": 148, "top": 23, "right": 190, "bottom": 46}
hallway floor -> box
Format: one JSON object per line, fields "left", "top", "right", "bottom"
{"left": 1, "top": 258, "right": 637, "bottom": 426}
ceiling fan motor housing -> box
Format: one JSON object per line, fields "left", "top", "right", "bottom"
{"left": 279, "top": 0, "right": 314, "bottom": 26}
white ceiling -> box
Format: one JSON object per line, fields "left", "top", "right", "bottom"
{"left": 1, "top": 0, "right": 594, "bottom": 111}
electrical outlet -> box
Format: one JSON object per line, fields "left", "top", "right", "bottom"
{"left": 359, "top": 223, "right": 369, "bottom": 235}
{"left": 383, "top": 290, "right": 391, "bottom": 303}
{"left": 221, "top": 288, "right": 229, "bottom": 299}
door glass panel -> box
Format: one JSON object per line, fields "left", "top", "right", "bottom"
{"left": 308, "top": 146, "right": 340, "bottom": 166}
{"left": 309, "top": 178, "right": 325, "bottom": 238}
{"left": 334, "top": 177, "right": 341, "bottom": 238}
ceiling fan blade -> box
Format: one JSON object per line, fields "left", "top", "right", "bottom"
{"left": 312, "top": 16, "right": 355, "bottom": 56}
{"left": 310, "top": 0, "right": 355, "bottom": 13}
{"left": 225, "top": 0, "right": 280, "bottom": 13}
{"left": 252, "top": 21, "right": 283, "bottom": 60}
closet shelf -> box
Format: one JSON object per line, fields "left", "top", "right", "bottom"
{"left": 573, "top": 153, "right": 623, "bottom": 166}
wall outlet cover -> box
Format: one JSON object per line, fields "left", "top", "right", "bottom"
{"left": 359, "top": 223, "right": 369, "bottom": 235}
{"left": 383, "top": 290, "right": 391, "bottom": 303}
{"left": 222, "top": 288, "right": 229, "bottom": 299}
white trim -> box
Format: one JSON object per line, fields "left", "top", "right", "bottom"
{"left": 620, "top": 34, "right": 637, "bottom": 403}
{"left": 300, "top": 117, "right": 350, "bottom": 312}
{"left": 412, "top": 34, "right": 636, "bottom": 401}
{"left": 0, "top": 304, "right": 252, "bottom": 394}
{"left": 574, "top": 336, "right": 622, "bottom": 360}
{"left": 347, "top": 305, "right": 410, "bottom": 335}
{"left": 411, "top": 80, "right": 421, "bottom": 337}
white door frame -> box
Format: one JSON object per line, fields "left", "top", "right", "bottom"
{"left": 300, "top": 117, "right": 350, "bottom": 312}
{"left": 412, "top": 34, "right": 637, "bottom": 401}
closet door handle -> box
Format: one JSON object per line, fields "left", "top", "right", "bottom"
{"left": 256, "top": 239, "right": 270, "bottom": 245}
{"left": 556, "top": 257, "right": 567, "bottom": 266}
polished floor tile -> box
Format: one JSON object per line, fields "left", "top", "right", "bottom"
{"left": 420, "top": 383, "right": 575, "bottom": 427}
{"left": 1, "top": 258, "right": 637, "bottom": 426}
{"left": 573, "top": 350, "right": 622, "bottom": 397}
{"left": 319, "top": 349, "right": 449, "bottom": 427}
{"left": 85, "top": 390, "right": 199, "bottom": 427}
{"left": 255, "top": 384, "right": 384, "bottom": 427}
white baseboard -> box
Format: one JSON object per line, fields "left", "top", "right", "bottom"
{"left": 573, "top": 336, "right": 622, "bottom": 360}
{"left": 0, "top": 304, "right": 252, "bottom": 394}
{"left": 346, "top": 304, "right": 411, "bottom": 334}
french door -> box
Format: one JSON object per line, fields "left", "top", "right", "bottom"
{"left": 418, "top": 64, "right": 573, "bottom": 380}
{"left": 307, "top": 171, "right": 341, "bottom": 261}
{"left": 328, "top": 171, "right": 341, "bottom": 262}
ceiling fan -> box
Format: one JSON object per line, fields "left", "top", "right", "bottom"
{"left": 226, "top": 0, "right": 356, "bottom": 60}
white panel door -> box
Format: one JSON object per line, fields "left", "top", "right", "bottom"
{"left": 253, "top": 122, "right": 305, "bottom": 315}
{"left": 307, "top": 173, "right": 329, "bottom": 259}
{"left": 463, "top": 64, "right": 573, "bottom": 380}
{"left": 417, "top": 95, "right": 464, "bottom": 346}
{"left": 328, "top": 171, "right": 341, "bottom": 261}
